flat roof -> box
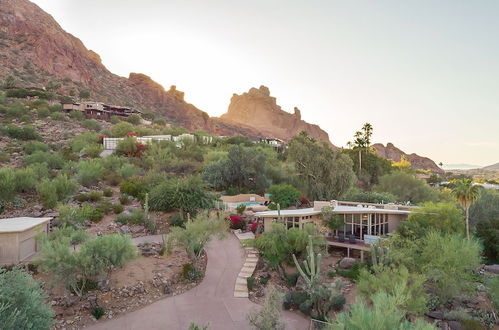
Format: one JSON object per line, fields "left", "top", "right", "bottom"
{"left": 0, "top": 217, "right": 52, "bottom": 233}
{"left": 255, "top": 208, "right": 321, "bottom": 217}
{"left": 255, "top": 205, "right": 411, "bottom": 217}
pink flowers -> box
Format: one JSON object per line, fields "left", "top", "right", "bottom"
{"left": 229, "top": 215, "right": 244, "bottom": 230}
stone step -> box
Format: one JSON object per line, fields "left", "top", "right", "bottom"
{"left": 234, "top": 283, "right": 247, "bottom": 292}
{"left": 234, "top": 291, "right": 249, "bottom": 298}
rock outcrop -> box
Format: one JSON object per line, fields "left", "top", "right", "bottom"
{"left": 0, "top": 0, "right": 274, "bottom": 139}
{"left": 373, "top": 143, "right": 444, "bottom": 174}
{"left": 219, "top": 86, "right": 332, "bottom": 144}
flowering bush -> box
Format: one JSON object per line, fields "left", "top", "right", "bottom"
{"left": 229, "top": 215, "right": 244, "bottom": 230}
{"left": 126, "top": 132, "right": 137, "bottom": 137}
{"left": 250, "top": 222, "right": 258, "bottom": 233}
{"left": 299, "top": 196, "right": 310, "bottom": 207}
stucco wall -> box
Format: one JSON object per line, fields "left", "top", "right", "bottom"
{"left": 0, "top": 233, "right": 19, "bottom": 265}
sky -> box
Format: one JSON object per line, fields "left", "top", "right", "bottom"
{"left": 31, "top": 0, "right": 499, "bottom": 166}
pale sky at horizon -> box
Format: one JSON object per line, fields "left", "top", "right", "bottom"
{"left": 31, "top": 0, "right": 499, "bottom": 166}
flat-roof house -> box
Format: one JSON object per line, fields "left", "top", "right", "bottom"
{"left": 254, "top": 200, "right": 415, "bottom": 260}
{"left": 0, "top": 217, "right": 52, "bottom": 266}
{"left": 61, "top": 101, "right": 141, "bottom": 120}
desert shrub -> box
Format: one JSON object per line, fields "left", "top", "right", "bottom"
{"left": 396, "top": 202, "right": 465, "bottom": 240}
{"left": 476, "top": 218, "right": 499, "bottom": 264}
{"left": 229, "top": 215, "right": 244, "bottom": 230}
{"left": 149, "top": 176, "right": 217, "bottom": 215}
{"left": 37, "top": 175, "right": 78, "bottom": 208}
{"left": 76, "top": 160, "right": 104, "bottom": 187}
{"left": 268, "top": 184, "right": 301, "bottom": 208}
{"left": 285, "top": 272, "right": 299, "bottom": 287}
{"left": 236, "top": 204, "right": 246, "bottom": 214}
{"left": 0, "top": 151, "right": 8, "bottom": 163}
{"left": 0, "top": 267, "right": 54, "bottom": 330}
{"left": 486, "top": 276, "right": 499, "bottom": 311}
{"left": 5, "top": 102, "right": 28, "bottom": 118}
{"left": 37, "top": 107, "right": 50, "bottom": 118}
{"left": 109, "top": 116, "right": 120, "bottom": 124}
{"left": 247, "top": 276, "right": 255, "bottom": 291}
{"left": 181, "top": 263, "right": 203, "bottom": 281}
{"left": 113, "top": 204, "right": 124, "bottom": 214}
{"left": 1, "top": 124, "right": 41, "bottom": 140}
{"left": 125, "top": 114, "right": 141, "bottom": 125}
{"left": 332, "top": 290, "right": 436, "bottom": 330}
{"left": 70, "top": 132, "right": 100, "bottom": 152}
{"left": 283, "top": 291, "right": 310, "bottom": 311}
{"left": 116, "top": 209, "right": 145, "bottom": 225}
{"left": 336, "top": 262, "right": 364, "bottom": 281}
{"left": 390, "top": 231, "right": 482, "bottom": 303}
{"left": 84, "top": 144, "right": 103, "bottom": 158}
{"left": 87, "top": 206, "right": 104, "bottom": 222}
{"left": 87, "top": 190, "right": 103, "bottom": 202}
{"left": 357, "top": 265, "right": 428, "bottom": 316}
{"left": 91, "top": 306, "right": 105, "bottom": 320}
{"left": 115, "top": 137, "right": 147, "bottom": 158}
{"left": 110, "top": 121, "right": 134, "bottom": 137}
{"left": 342, "top": 188, "right": 396, "bottom": 204}
{"left": 50, "top": 112, "right": 65, "bottom": 121}
{"left": 69, "top": 279, "right": 98, "bottom": 295}
{"left": 76, "top": 193, "right": 89, "bottom": 202}
{"left": 23, "top": 141, "right": 49, "bottom": 154}
{"left": 153, "top": 118, "right": 167, "bottom": 125}
{"left": 375, "top": 172, "right": 439, "bottom": 204}
{"left": 36, "top": 233, "right": 136, "bottom": 297}
{"left": 24, "top": 150, "right": 65, "bottom": 169}
{"left": 103, "top": 188, "right": 113, "bottom": 197}
{"left": 57, "top": 203, "right": 95, "bottom": 227}
{"left": 0, "top": 167, "right": 39, "bottom": 203}
{"left": 82, "top": 119, "right": 101, "bottom": 132}
{"left": 119, "top": 181, "right": 143, "bottom": 198}
{"left": 120, "top": 194, "right": 131, "bottom": 205}
{"left": 104, "top": 172, "right": 122, "bottom": 186}
{"left": 168, "top": 214, "right": 185, "bottom": 227}
{"left": 164, "top": 211, "right": 229, "bottom": 261}
{"left": 247, "top": 286, "right": 286, "bottom": 330}
{"left": 117, "top": 163, "right": 141, "bottom": 179}
{"left": 69, "top": 110, "right": 84, "bottom": 121}
{"left": 460, "top": 319, "right": 485, "bottom": 330}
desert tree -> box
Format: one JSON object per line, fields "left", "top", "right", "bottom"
{"left": 451, "top": 178, "right": 480, "bottom": 239}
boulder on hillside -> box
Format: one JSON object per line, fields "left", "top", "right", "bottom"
{"left": 338, "top": 257, "right": 357, "bottom": 269}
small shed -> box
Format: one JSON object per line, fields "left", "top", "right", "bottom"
{"left": 0, "top": 217, "right": 51, "bottom": 265}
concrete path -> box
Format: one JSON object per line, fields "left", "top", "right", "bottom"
{"left": 87, "top": 235, "right": 308, "bottom": 330}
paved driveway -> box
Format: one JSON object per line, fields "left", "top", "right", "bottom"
{"left": 87, "top": 235, "right": 309, "bottom": 330}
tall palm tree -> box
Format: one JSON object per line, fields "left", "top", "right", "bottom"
{"left": 451, "top": 179, "right": 480, "bottom": 239}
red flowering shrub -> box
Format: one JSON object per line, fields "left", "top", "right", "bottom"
{"left": 250, "top": 222, "right": 258, "bottom": 233}
{"left": 126, "top": 132, "right": 137, "bottom": 137}
{"left": 229, "top": 215, "right": 244, "bottom": 230}
{"left": 299, "top": 196, "right": 310, "bottom": 207}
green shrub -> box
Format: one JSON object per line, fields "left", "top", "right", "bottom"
{"left": 110, "top": 121, "right": 134, "bottom": 137}
{"left": 84, "top": 144, "right": 103, "bottom": 158}
{"left": 268, "top": 184, "right": 301, "bottom": 208}
{"left": 0, "top": 267, "right": 54, "bottom": 329}
{"left": 327, "top": 270, "right": 336, "bottom": 278}
{"left": 76, "top": 193, "right": 89, "bottom": 202}
{"left": 181, "top": 263, "right": 203, "bottom": 281}
{"left": 57, "top": 203, "right": 94, "bottom": 227}
{"left": 88, "top": 207, "right": 104, "bottom": 222}
{"left": 87, "top": 190, "right": 103, "bottom": 202}
{"left": 236, "top": 204, "right": 246, "bottom": 214}
{"left": 70, "top": 133, "right": 100, "bottom": 152}
{"left": 120, "top": 194, "right": 131, "bottom": 205}
{"left": 285, "top": 272, "right": 299, "bottom": 287}
{"left": 23, "top": 141, "right": 49, "bottom": 155}
{"left": 0, "top": 151, "right": 9, "bottom": 163}
{"left": 69, "top": 110, "right": 84, "bottom": 121}
{"left": 24, "top": 151, "right": 65, "bottom": 169}
{"left": 119, "top": 181, "right": 143, "bottom": 198}
{"left": 91, "top": 306, "right": 105, "bottom": 320}
{"left": 103, "top": 188, "right": 113, "bottom": 197}
{"left": 168, "top": 214, "right": 185, "bottom": 227}
{"left": 117, "top": 163, "right": 141, "bottom": 179}
{"left": 105, "top": 172, "right": 122, "bottom": 186}
{"left": 82, "top": 119, "right": 101, "bottom": 132}
{"left": 116, "top": 209, "right": 145, "bottom": 225}
{"left": 1, "top": 125, "right": 41, "bottom": 140}
{"left": 98, "top": 200, "right": 112, "bottom": 214}
{"left": 247, "top": 276, "right": 255, "bottom": 291}
{"left": 70, "top": 279, "right": 98, "bottom": 295}
{"left": 259, "top": 277, "right": 269, "bottom": 285}
{"left": 50, "top": 112, "right": 65, "bottom": 121}
{"left": 336, "top": 262, "right": 363, "bottom": 281}
{"left": 113, "top": 204, "right": 124, "bottom": 214}
{"left": 76, "top": 160, "right": 104, "bottom": 187}
{"left": 37, "top": 175, "right": 78, "bottom": 208}
{"left": 486, "top": 276, "right": 499, "bottom": 310}
{"left": 37, "top": 107, "right": 50, "bottom": 118}
{"left": 283, "top": 291, "right": 310, "bottom": 311}
{"left": 125, "top": 114, "right": 141, "bottom": 125}
{"left": 460, "top": 319, "right": 484, "bottom": 330}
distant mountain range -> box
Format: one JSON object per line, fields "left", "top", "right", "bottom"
{"left": 483, "top": 162, "right": 499, "bottom": 171}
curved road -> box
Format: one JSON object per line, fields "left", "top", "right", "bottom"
{"left": 87, "top": 235, "right": 309, "bottom": 330}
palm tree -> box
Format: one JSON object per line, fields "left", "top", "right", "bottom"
{"left": 451, "top": 179, "right": 480, "bottom": 239}
{"left": 347, "top": 123, "right": 373, "bottom": 175}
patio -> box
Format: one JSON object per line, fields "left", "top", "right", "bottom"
{"left": 325, "top": 236, "right": 371, "bottom": 261}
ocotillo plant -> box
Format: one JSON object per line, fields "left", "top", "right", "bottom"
{"left": 292, "top": 236, "right": 322, "bottom": 287}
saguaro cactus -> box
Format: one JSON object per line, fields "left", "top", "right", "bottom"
{"left": 292, "top": 236, "right": 322, "bottom": 286}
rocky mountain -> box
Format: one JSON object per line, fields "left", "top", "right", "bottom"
{"left": 373, "top": 143, "right": 444, "bottom": 174}
{"left": 0, "top": 0, "right": 330, "bottom": 142}
{"left": 483, "top": 162, "right": 499, "bottom": 171}
{"left": 220, "top": 86, "right": 332, "bottom": 144}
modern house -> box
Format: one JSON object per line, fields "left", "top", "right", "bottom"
{"left": 102, "top": 135, "right": 172, "bottom": 150}
{"left": 259, "top": 137, "right": 285, "bottom": 153}
{"left": 62, "top": 101, "right": 141, "bottom": 119}
{"left": 254, "top": 200, "right": 414, "bottom": 260}
{"left": 0, "top": 217, "right": 52, "bottom": 266}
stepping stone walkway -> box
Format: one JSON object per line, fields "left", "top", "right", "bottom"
{"left": 233, "top": 231, "right": 258, "bottom": 298}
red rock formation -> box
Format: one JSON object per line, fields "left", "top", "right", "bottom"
{"left": 373, "top": 143, "right": 444, "bottom": 174}
{"left": 219, "top": 86, "right": 332, "bottom": 144}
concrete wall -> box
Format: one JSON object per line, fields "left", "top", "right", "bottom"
{"left": 387, "top": 214, "right": 406, "bottom": 232}
{"left": 0, "top": 223, "right": 48, "bottom": 265}
{"left": 0, "top": 233, "right": 19, "bottom": 265}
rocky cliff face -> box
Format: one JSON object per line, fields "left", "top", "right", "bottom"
{"left": 219, "top": 86, "right": 332, "bottom": 144}
{"left": 373, "top": 143, "right": 444, "bottom": 174}
{"left": 0, "top": 0, "right": 265, "bottom": 138}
